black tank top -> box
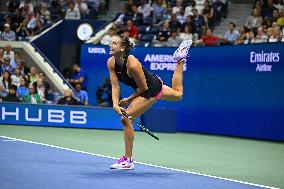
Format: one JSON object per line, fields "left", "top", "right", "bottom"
{"left": 114, "top": 55, "right": 163, "bottom": 98}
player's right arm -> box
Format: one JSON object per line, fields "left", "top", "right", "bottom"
{"left": 107, "top": 57, "right": 122, "bottom": 115}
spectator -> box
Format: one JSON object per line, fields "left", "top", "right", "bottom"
{"left": 19, "top": 0, "right": 34, "bottom": 15}
{"left": 263, "top": 0, "right": 277, "bottom": 19}
{"left": 38, "top": 72, "right": 51, "bottom": 92}
{"left": 1, "top": 23, "right": 16, "bottom": 41}
{"left": 274, "top": 0, "right": 284, "bottom": 11}
{"left": 255, "top": 26, "right": 268, "bottom": 43}
{"left": 6, "top": 0, "right": 20, "bottom": 14}
{"left": 23, "top": 84, "right": 43, "bottom": 104}
{"left": 268, "top": 25, "right": 282, "bottom": 42}
{"left": 172, "top": 0, "right": 183, "bottom": 14}
{"left": 125, "top": 19, "right": 139, "bottom": 39}
{"left": 2, "top": 57, "right": 14, "bottom": 74}
{"left": 245, "top": 8, "right": 263, "bottom": 30}
{"left": 86, "top": 0, "right": 101, "bottom": 14}
{"left": 212, "top": 0, "right": 225, "bottom": 21}
{"left": 223, "top": 22, "right": 240, "bottom": 44}
{"left": 236, "top": 25, "right": 250, "bottom": 45}
{"left": 33, "top": 78, "right": 49, "bottom": 102}
{"left": 69, "top": 64, "right": 88, "bottom": 90}
{"left": 11, "top": 8, "right": 24, "bottom": 31}
{"left": 28, "top": 66, "right": 39, "bottom": 84}
{"left": 191, "top": 8, "right": 206, "bottom": 36}
{"left": 65, "top": 2, "right": 81, "bottom": 20}
{"left": 179, "top": 25, "right": 195, "bottom": 41}
{"left": 122, "top": 30, "right": 136, "bottom": 44}
{"left": 152, "top": 0, "right": 167, "bottom": 23}
{"left": 132, "top": 5, "right": 144, "bottom": 25}
{"left": 75, "top": 83, "right": 88, "bottom": 105}
{"left": 3, "top": 85, "right": 20, "bottom": 102}
{"left": 11, "top": 67, "right": 22, "bottom": 87}
{"left": 169, "top": 14, "right": 182, "bottom": 32}
{"left": 0, "top": 70, "right": 12, "bottom": 93}
{"left": 138, "top": 0, "right": 152, "bottom": 18}
{"left": 166, "top": 30, "right": 183, "bottom": 47}
{"left": 17, "top": 61, "right": 30, "bottom": 76}
{"left": 75, "top": 0, "right": 89, "bottom": 16}
{"left": 40, "top": 3, "right": 51, "bottom": 24}
{"left": 152, "top": 20, "right": 171, "bottom": 47}
{"left": 57, "top": 89, "right": 80, "bottom": 105}
{"left": 196, "top": 28, "right": 220, "bottom": 46}
{"left": 244, "top": 30, "right": 257, "bottom": 44}
{"left": 182, "top": 15, "right": 194, "bottom": 34}
{"left": 27, "top": 12, "right": 44, "bottom": 31}
{"left": 115, "top": 5, "right": 132, "bottom": 24}
{"left": 185, "top": 0, "right": 196, "bottom": 17}
{"left": 17, "top": 77, "right": 29, "bottom": 100}
{"left": 203, "top": 1, "right": 214, "bottom": 29}
{"left": 277, "top": 9, "right": 284, "bottom": 26}
{"left": 100, "top": 27, "right": 117, "bottom": 45}
{"left": 31, "top": 18, "right": 44, "bottom": 35}
{"left": 62, "top": 67, "right": 72, "bottom": 80}
{"left": 271, "top": 9, "right": 280, "bottom": 23}
{"left": 16, "top": 19, "right": 31, "bottom": 40}
{"left": 177, "top": 7, "right": 187, "bottom": 24}
{"left": 3, "top": 45, "right": 14, "bottom": 60}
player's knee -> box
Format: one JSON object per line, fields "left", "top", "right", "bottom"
{"left": 121, "top": 116, "right": 131, "bottom": 126}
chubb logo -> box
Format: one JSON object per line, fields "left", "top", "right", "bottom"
{"left": 88, "top": 47, "right": 106, "bottom": 54}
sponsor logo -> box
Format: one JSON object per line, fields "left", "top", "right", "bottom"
{"left": 250, "top": 51, "right": 280, "bottom": 72}
{"left": 144, "top": 54, "right": 187, "bottom": 71}
{"left": 88, "top": 47, "right": 106, "bottom": 54}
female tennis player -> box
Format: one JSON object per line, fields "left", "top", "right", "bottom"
{"left": 108, "top": 35, "right": 192, "bottom": 169}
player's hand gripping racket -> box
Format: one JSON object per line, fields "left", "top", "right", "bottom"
{"left": 121, "top": 109, "right": 159, "bottom": 140}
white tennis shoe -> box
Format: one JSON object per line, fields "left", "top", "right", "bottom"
{"left": 173, "top": 40, "right": 193, "bottom": 63}
{"left": 110, "top": 156, "right": 134, "bottom": 170}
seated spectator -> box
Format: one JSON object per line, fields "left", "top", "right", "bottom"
{"left": 235, "top": 26, "right": 250, "bottom": 45}
{"left": 172, "top": 0, "right": 183, "bottom": 14}
{"left": 152, "top": 0, "right": 167, "bottom": 23}
{"left": 177, "top": 7, "right": 187, "bottom": 24}
{"left": 255, "top": 26, "right": 268, "bottom": 43}
{"left": 31, "top": 19, "right": 44, "bottom": 35}
{"left": 115, "top": 5, "right": 132, "bottom": 24}
{"left": 0, "top": 70, "right": 12, "bottom": 93}
{"left": 11, "top": 9, "right": 24, "bottom": 31}
{"left": 40, "top": 3, "right": 51, "bottom": 24}
{"left": 123, "top": 30, "right": 136, "bottom": 44}
{"left": 57, "top": 89, "right": 80, "bottom": 105}
{"left": 169, "top": 14, "right": 182, "bottom": 32}
{"left": 138, "top": 0, "right": 152, "bottom": 18}
{"left": 132, "top": 5, "right": 144, "bottom": 26}
{"left": 11, "top": 67, "right": 22, "bottom": 87}
{"left": 196, "top": 28, "right": 220, "bottom": 46}
{"left": 16, "top": 19, "right": 31, "bottom": 40}
{"left": 203, "top": 1, "right": 214, "bottom": 29}
{"left": 96, "top": 77, "right": 112, "bottom": 107}
{"left": 152, "top": 20, "right": 171, "bottom": 47}
{"left": 86, "top": 0, "right": 101, "bottom": 14}
{"left": 27, "top": 12, "right": 44, "bottom": 31}
{"left": 274, "top": 0, "right": 284, "bottom": 11}
{"left": 182, "top": 15, "right": 194, "bottom": 34}
{"left": 6, "top": 0, "right": 20, "bottom": 14}
{"left": 75, "top": 83, "right": 88, "bottom": 105}
{"left": 124, "top": 19, "right": 139, "bottom": 40}
{"left": 2, "top": 57, "right": 14, "bottom": 74}
{"left": 75, "top": 0, "right": 89, "bottom": 17}
{"left": 3, "top": 85, "right": 20, "bottom": 102}
{"left": 69, "top": 64, "right": 88, "bottom": 90}
{"left": 263, "top": 0, "right": 277, "bottom": 20}
{"left": 277, "top": 9, "right": 284, "bottom": 26}
{"left": 268, "top": 25, "right": 282, "bottom": 42}
{"left": 223, "top": 22, "right": 240, "bottom": 44}
{"left": 179, "top": 25, "right": 195, "bottom": 41}
{"left": 17, "top": 61, "right": 30, "bottom": 76}
{"left": 244, "top": 30, "right": 257, "bottom": 44}
{"left": 100, "top": 27, "right": 117, "bottom": 45}
{"left": 245, "top": 8, "right": 263, "bottom": 30}
{"left": 184, "top": 1, "right": 195, "bottom": 17}
{"left": 1, "top": 23, "right": 16, "bottom": 41}
{"left": 17, "top": 77, "right": 29, "bottom": 100}
{"left": 191, "top": 8, "right": 206, "bottom": 37}
{"left": 33, "top": 78, "right": 49, "bottom": 102}
{"left": 38, "top": 72, "right": 51, "bottom": 92}
{"left": 23, "top": 84, "right": 43, "bottom": 104}
{"left": 28, "top": 66, "right": 39, "bottom": 84}
{"left": 166, "top": 30, "right": 183, "bottom": 47}
{"left": 65, "top": 2, "right": 81, "bottom": 20}
{"left": 212, "top": 0, "right": 225, "bottom": 21}
{"left": 3, "top": 44, "right": 15, "bottom": 61}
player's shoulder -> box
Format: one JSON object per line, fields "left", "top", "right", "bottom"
{"left": 127, "top": 55, "right": 140, "bottom": 68}
{"left": 107, "top": 56, "right": 115, "bottom": 69}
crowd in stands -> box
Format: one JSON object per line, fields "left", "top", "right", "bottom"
{"left": 0, "top": 44, "right": 89, "bottom": 106}
{"left": 100, "top": 0, "right": 284, "bottom": 47}
{"left": 0, "top": 0, "right": 108, "bottom": 41}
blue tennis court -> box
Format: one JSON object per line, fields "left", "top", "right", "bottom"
{"left": 0, "top": 136, "right": 277, "bottom": 189}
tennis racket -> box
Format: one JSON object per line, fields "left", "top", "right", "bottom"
{"left": 121, "top": 109, "right": 159, "bottom": 140}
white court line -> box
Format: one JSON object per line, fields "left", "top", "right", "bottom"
{"left": 0, "top": 135, "right": 279, "bottom": 189}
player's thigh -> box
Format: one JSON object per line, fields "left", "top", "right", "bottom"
{"left": 126, "top": 96, "right": 157, "bottom": 119}
{"left": 160, "top": 85, "right": 182, "bottom": 101}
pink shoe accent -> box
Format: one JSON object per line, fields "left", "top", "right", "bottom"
{"left": 155, "top": 77, "right": 164, "bottom": 100}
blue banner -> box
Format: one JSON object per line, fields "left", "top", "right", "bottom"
{"left": 0, "top": 102, "right": 140, "bottom": 130}
{"left": 80, "top": 43, "right": 284, "bottom": 141}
